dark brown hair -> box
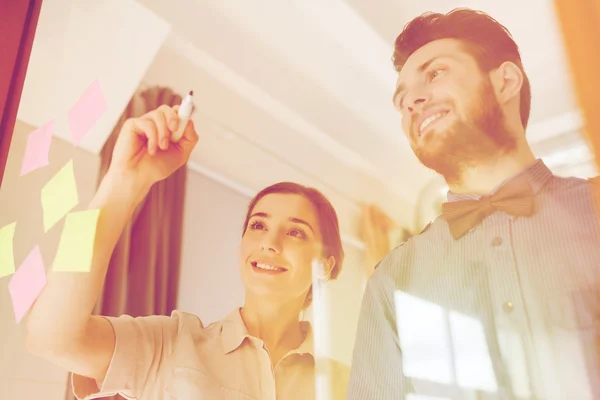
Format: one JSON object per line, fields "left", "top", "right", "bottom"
{"left": 393, "top": 8, "right": 532, "bottom": 128}
{"left": 242, "top": 182, "right": 344, "bottom": 307}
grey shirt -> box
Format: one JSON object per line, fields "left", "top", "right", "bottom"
{"left": 348, "top": 160, "right": 600, "bottom": 400}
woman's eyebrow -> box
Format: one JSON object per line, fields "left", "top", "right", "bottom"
{"left": 250, "top": 212, "right": 315, "bottom": 234}
{"left": 289, "top": 217, "right": 314, "bottom": 234}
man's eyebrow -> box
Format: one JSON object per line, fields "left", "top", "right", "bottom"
{"left": 392, "top": 55, "right": 454, "bottom": 106}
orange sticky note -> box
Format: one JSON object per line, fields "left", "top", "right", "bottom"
{"left": 53, "top": 209, "right": 100, "bottom": 272}
{"left": 8, "top": 245, "right": 47, "bottom": 323}
{"left": 0, "top": 222, "right": 17, "bottom": 278}
{"left": 68, "top": 80, "right": 107, "bottom": 145}
{"left": 41, "top": 160, "right": 79, "bottom": 232}
{"left": 20, "top": 120, "right": 54, "bottom": 176}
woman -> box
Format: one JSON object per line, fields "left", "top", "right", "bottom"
{"left": 25, "top": 105, "right": 349, "bottom": 399}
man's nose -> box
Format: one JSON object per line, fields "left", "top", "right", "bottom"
{"left": 407, "top": 96, "right": 428, "bottom": 114}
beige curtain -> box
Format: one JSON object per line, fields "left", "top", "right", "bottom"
{"left": 553, "top": 3, "right": 600, "bottom": 395}
{"left": 554, "top": 0, "right": 600, "bottom": 172}
{"left": 360, "top": 204, "right": 399, "bottom": 277}
{"left": 554, "top": 0, "right": 600, "bottom": 247}
{"left": 64, "top": 87, "right": 188, "bottom": 399}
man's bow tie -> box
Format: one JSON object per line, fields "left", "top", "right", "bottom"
{"left": 441, "top": 176, "right": 535, "bottom": 239}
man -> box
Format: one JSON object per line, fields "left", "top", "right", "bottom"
{"left": 348, "top": 8, "right": 600, "bottom": 400}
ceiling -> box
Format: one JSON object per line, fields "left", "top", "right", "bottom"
{"left": 136, "top": 0, "right": 596, "bottom": 220}
{"left": 19, "top": 0, "right": 597, "bottom": 236}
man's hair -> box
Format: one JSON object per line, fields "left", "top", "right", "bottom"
{"left": 393, "top": 8, "right": 532, "bottom": 128}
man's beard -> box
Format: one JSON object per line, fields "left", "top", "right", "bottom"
{"left": 412, "top": 79, "right": 518, "bottom": 185}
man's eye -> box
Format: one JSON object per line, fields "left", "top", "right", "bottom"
{"left": 430, "top": 67, "right": 445, "bottom": 80}
{"left": 397, "top": 95, "right": 406, "bottom": 110}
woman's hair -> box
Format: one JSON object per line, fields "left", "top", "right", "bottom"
{"left": 241, "top": 182, "right": 345, "bottom": 307}
{"left": 393, "top": 8, "right": 532, "bottom": 129}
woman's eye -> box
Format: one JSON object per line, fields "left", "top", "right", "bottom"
{"left": 249, "top": 221, "right": 265, "bottom": 230}
{"left": 288, "top": 229, "right": 306, "bottom": 238}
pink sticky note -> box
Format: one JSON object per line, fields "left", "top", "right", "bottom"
{"left": 68, "top": 80, "right": 107, "bottom": 145}
{"left": 8, "top": 245, "right": 47, "bottom": 323}
{"left": 20, "top": 120, "right": 54, "bottom": 176}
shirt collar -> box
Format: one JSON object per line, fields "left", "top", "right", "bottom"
{"left": 446, "top": 158, "right": 553, "bottom": 203}
{"left": 221, "top": 308, "right": 250, "bottom": 354}
{"left": 221, "top": 308, "right": 314, "bottom": 357}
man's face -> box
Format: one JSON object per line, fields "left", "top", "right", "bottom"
{"left": 393, "top": 38, "right": 516, "bottom": 181}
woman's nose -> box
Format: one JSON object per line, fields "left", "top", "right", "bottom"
{"left": 260, "top": 232, "right": 282, "bottom": 253}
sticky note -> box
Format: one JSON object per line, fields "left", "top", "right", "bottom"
{"left": 41, "top": 160, "right": 79, "bottom": 232}
{"left": 53, "top": 209, "right": 100, "bottom": 272}
{"left": 20, "top": 120, "right": 54, "bottom": 176}
{"left": 0, "top": 222, "right": 16, "bottom": 278}
{"left": 8, "top": 245, "right": 47, "bottom": 323}
{"left": 68, "top": 80, "right": 107, "bottom": 145}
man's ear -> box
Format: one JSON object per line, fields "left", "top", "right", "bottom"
{"left": 490, "top": 61, "right": 523, "bottom": 104}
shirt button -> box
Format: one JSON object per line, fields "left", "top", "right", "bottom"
{"left": 503, "top": 301, "right": 514, "bottom": 313}
{"left": 491, "top": 236, "right": 503, "bottom": 246}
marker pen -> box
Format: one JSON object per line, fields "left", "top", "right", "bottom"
{"left": 171, "top": 90, "right": 194, "bottom": 142}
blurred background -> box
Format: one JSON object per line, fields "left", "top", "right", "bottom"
{"left": 0, "top": 0, "right": 597, "bottom": 398}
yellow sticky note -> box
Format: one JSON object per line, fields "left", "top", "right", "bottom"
{"left": 41, "top": 160, "right": 79, "bottom": 232}
{"left": 0, "top": 222, "right": 16, "bottom": 278}
{"left": 53, "top": 209, "right": 100, "bottom": 272}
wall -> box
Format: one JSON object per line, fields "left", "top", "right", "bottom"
{"left": 176, "top": 171, "right": 249, "bottom": 324}
{"left": 0, "top": 120, "right": 98, "bottom": 398}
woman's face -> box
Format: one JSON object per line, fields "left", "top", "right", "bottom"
{"left": 239, "top": 193, "right": 326, "bottom": 304}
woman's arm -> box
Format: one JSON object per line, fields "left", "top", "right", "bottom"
{"left": 24, "top": 105, "right": 199, "bottom": 385}
{"left": 25, "top": 171, "right": 149, "bottom": 383}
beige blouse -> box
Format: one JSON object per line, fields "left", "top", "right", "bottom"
{"left": 73, "top": 308, "right": 350, "bottom": 399}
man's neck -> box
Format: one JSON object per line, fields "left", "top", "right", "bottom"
{"left": 447, "top": 147, "right": 537, "bottom": 195}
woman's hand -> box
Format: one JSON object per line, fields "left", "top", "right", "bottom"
{"left": 108, "top": 104, "right": 199, "bottom": 191}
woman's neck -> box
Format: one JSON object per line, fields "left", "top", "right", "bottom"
{"left": 241, "top": 296, "right": 306, "bottom": 363}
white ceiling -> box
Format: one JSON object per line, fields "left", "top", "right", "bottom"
{"left": 19, "top": 0, "right": 597, "bottom": 236}
{"left": 136, "top": 0, "right": 596, "bottom": 222}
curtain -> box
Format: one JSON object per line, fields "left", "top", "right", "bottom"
{"left": 359, "top": 204, "right": 399, "bottom": 277}
{"left": 554, "top": 0, "right": 600, "bottom": 173}
{"left": 64, "top": 86, "right": 188, "bottom": 400}
{"left": 553, "top": 3, "right": 600, "bottom": 395}
{"left": 0, "top": 0, "right": 43, "bottom": 186}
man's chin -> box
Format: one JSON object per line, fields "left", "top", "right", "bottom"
{"left": 412, "top": 129, "right": 447, "bottom": 152}
{"left": 413, "top": 144, "right": 446, "bottom": 167}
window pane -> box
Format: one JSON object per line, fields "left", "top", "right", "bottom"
{"left": 449, "top": 311, "right": 497, "bottom": 392}
{"left": 394, "top": 291, "right": 453, "bottom": 384}
{"left": 407, "top": 395, "right": 452, "bottom": 400}
{"left": 497, "top": 328, "right": 532, "bottom": 398}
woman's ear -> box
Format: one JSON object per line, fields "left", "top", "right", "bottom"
{"left": 312, "top": 257, "right": 335, "bottom": 281}
{"left": 322, "top": 256, "right": 336, "bottom": 280}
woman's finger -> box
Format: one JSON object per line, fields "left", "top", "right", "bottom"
{"left": 179, "top": 119, "right": 199, "bottom": 153}
{"left": 147, "top": 107, "right": 171, "bottom": 151}
{"left": 161, "top": 105, "right": 179, "bottom": 133}
{"left": 133, "top": 118, "right": 159, "bottom": 155}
